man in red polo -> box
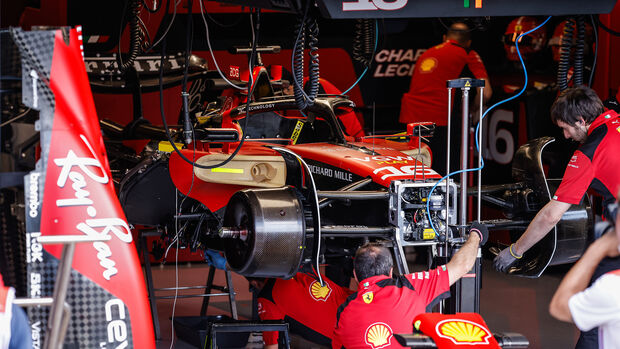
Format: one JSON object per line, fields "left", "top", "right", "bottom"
{"left": 251, "top": 272, "right": 353, "bottom": 348}
{"left": 332, "top": 223, "right": 487, "bottom": 349}
{"left": 494, "top": 86, "right": 620, "bottom": 349}
{"left": 400, "top": 22, "right": 492, "bottom": 175}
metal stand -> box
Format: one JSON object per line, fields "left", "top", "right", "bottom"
{"left": 441, "top": 78, "right": 485, "bottom": 314}
{"left": 13, "top": 234, "right": 110, "bottom": 349}
{"left": 139, "top": 230, "right": 238, "bottom": 340}
{"left": 209, "top": 321, "right": 290, "bottom": 349}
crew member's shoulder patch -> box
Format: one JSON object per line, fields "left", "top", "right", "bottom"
{"left": 419, "top": 57, "right": 438, "bottom": 73}
{"left": 362, "top": 291, "right": 374, "bottom": 304}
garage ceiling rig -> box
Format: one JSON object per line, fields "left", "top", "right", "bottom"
{"left": 215, "top": 0, "right": 617, "bottom": 18}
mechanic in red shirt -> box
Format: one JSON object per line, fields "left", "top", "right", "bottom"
{"left": 494, "top": 86, "right": 620, "bottom": 349}
{"left": 332, "top": 223, "right": 487, "bottom": 349}
{"left": 399, "top": 22, "right": 492, "bottom": 175}
{"left": 250, "top": 272, "right": 353, "bottom": 348}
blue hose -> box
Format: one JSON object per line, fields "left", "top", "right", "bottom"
{"left": 425, "top": 16, "right": 552, "bottom": 236}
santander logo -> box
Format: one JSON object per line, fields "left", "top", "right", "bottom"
{"left": 52, "top": 134, "right": 132, "bottom": 280}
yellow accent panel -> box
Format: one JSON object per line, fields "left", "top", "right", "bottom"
{"left": 211, "top": 168, "right": 244, "bottom": 174}
{"left": 158, "top": 141, "right": 184, "bottom": 152}
{"left": 423, "top": 229, "right": 435, "bottom": 240}
{"left": 290, "top": 120, "right": 305, "bottom": 144}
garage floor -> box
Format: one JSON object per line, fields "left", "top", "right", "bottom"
{"left": 150, "top": 256, "right": 579, "bottom": 349}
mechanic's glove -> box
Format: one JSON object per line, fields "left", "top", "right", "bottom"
{"left": 468, "top": 222, "right": 488, "bottom": 246}
{"left": 204, "top": 249, "right": 227, "bottom": 270}
{"left": 493, "top": 245, "right": 521, "bottom": 273}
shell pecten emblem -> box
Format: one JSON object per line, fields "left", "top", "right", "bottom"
{"left": 436, "top": 319, "right": 492, "bottom": 345}
{"left": 419, "top": 57, "right": 438, "bottom": 73}
{"left": 365, "top": 322, "right": 393, "bottom": 349}
{"left": 309, "top": 280, "right": 332, "bottom": 301}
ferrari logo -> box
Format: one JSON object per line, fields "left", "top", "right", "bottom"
{"left": 436, "top": 319, "right": 492, "bottom": 345}
{"left": 309, "top": 281, "right": 332, "bottom": 301}
{"left": 363, "top": 291, "right": 374, "bottom": 304}
{"left": 365, "top": 322, "right": 393, "bottom": 349}
{"left": 419, "top": 58, "right": 438, "bottom": 73}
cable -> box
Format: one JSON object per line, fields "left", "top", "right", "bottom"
{"left": 589, "top": 14, "right": 598, "bottom": 87}
{"left": 137, "top": 15, "right": 152, "bottom": 51}
{"left": 199, "top": 0, "right": 245, "bottom": 90}
{"left": 116, "top": 0, "right": 142, "bottom": 72}
{"left": 141, "top": 0, "right": 162, "bottom": 13}
{"left": 557, "top": 18, "right": 575, "bottom": 91}
{"left": 425, "top": 16, "right": 552, "bottom": 236}
{"left": 342, "top": 20, "right": 378, "bottom": 96}
{"left": 206, "top": 10, "right": 244, "bottom": 28}
{"left": 272, "top": 146, "right": 324, "bottom": 286}
{"left": 168, "top": 123, "right": 197, "bottom": 349}
{"left": 181, "top": 0, "right": 194, "bottom": 145}
{"left": 574, "top": 16, "right": 585, "bottom": 86}
{"left": 0, "top": 108, "right": 31, "bottom": 128}
{"left": 291, "top": 4, "right": 310, "bottom": 109}
{"left": 158, "top": 8, "right": 260, "bottom": 169}
{"left": 595, "top": 15, "right": 620, "bottom": 36}
{"left": 290, "top": 1, "right": 321, "bottom": 110}
{"left": 144, "top": 0, "right": 181, "bottom": 53}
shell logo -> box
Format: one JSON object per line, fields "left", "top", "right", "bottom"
{"left": 436, "top": 319, "right": 492, "bottom": 345}
{"left": 419, "top": 58, "right": 438, "bottom": 73}
{"left": 309, "top": 281, "right": 332, "bottom": 301}
{"left": 365, "top": 322, "right": 393, "bottom": 349}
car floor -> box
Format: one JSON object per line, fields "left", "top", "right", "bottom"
{"left": 151, "top": 256, "right": 579, "bottom": 349}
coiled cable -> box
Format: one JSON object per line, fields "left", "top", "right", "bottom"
{"left": 306, "top": 17, "right": 320, "bottom": 105}
{"left": 573, "top": 15, "right": 586, "bottom": 86}
{"left": 117, "top": 0, "right": 142, "bottom": 72}
{"left": 557, "top": 18, "right": 574, "bottom": 91}
{"left": 291, "top": 2, "right": 320, "bottom": 110}
{"left": 293, "top": 16, "right": 307, "bottom": 109}
{"left": 352, "top": 19, "right": 376, "bottom": 67}
{"left": 341, "top": 20, "right": 378, "bottom": 96}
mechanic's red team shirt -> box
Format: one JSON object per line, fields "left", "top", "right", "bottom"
{"left": 333, "top": 267, "right": 450, "bottom": 349}
{"left": 553, "top": 110, "right": 620, "bottom": 220}
{"left": 399, "top": 40, "right": 488, "bottom": 126}
{"left": 258, "top": 273, "right": 353, "bottom": 346}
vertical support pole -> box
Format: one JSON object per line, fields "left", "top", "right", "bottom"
{"left": 445, "top": 88, "right": 452, "bottom": 238}
{"left": 44, "top": 243, "right": 75, "bottom": 349}
{"left": 477, "top": 87, "right": 484, "bottom": 222}
{"left": 446, "top": 87, "right": 452, "bottom": 177}
{"left": 201, "top": 265, "right": 216, "bottom": 316}
{"left": 459, "top": 87, "right": 470, "bottom": 233}
{"left": 225, "top": 269, "right": 238, "bottom": 320}
{"left": 142, "top": 233, "right": 161, "bottom": 340}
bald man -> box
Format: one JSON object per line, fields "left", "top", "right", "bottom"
{"left": 400, "top": 22, "right": 492, "bottom": 175}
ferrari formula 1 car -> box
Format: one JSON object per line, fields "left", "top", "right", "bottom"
{"left": 109, "top": 73, "right": 452, "bottom": 279}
